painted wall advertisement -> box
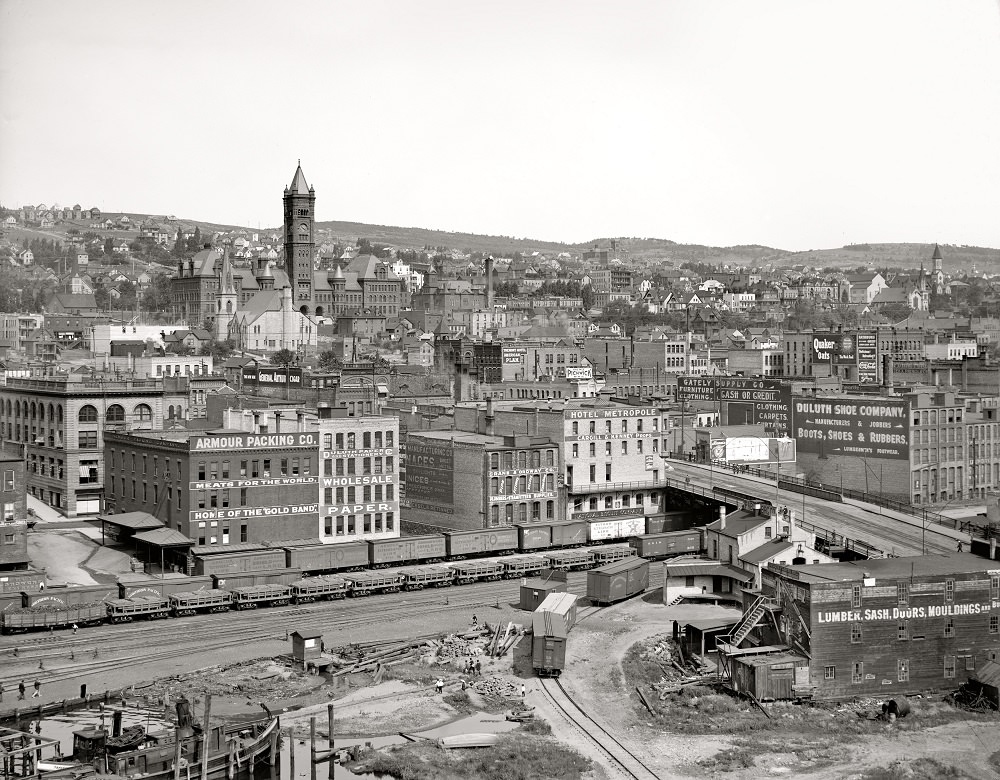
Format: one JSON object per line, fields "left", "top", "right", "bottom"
{"left": 241, "top": 367, "right": 304, "bottom": 386}
{"left": 503, "top": 347, "right": 527, "bottom": 364}
{"left": 564, "top": 366, "right": 593, "bottom": 380}
{"left": 724, "top": 437, "right": 797, "bottom": 464}
{"left": 678, "top": 377, "right": 792, "bottom": 438}
{"left": 856, "top": 332, "right": 878, "bottom": 384}
{"left": 192, "top": 432, "right": 317, "bottom": 451}
{"left": 811, "top": 333, "right": 857, "bottom": 365}
{"left": 405, "top": 439, "right": 454, "bottom": 509}
{"left": 793, "top": 397, "right": 909, "bottom": 460}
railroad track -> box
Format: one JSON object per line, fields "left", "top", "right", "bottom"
{"left": 538, "top": 677, "right": 661, "bottom": 780}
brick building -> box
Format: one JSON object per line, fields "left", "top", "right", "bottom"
{"left": 405, "top": 430, "right": 561, "bottom": 531}
{"left": 104, "top": 427, "right": 319, "bottom": 545}
{"left": 0, "top": 375, "right": 163, "bottom": 515}
{"left": 731, "top": 555, "right": 1000, "bottom": 700}
{"left": 318, "top": 406, "right": 400, "bottom": 542}
{"left": 0, "top": 451, "right": 28, "bottom": 570}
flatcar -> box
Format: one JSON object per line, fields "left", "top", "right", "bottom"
{"left": 290, "top": 576, "right": 349, "bottom": 603}
{"left": 231, "top": 584, "right": 292, "bottom": 610}
{"left": 106, "top": 597, "right": 171, "bottom": 623}
{"left": 169, "top": 590, "right": 233, "bottom": 616}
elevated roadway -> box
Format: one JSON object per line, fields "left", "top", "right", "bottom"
{"left": 662, "top": 459, "right": 966, "bottom": 558}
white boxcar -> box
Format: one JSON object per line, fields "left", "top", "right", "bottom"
{"left": 588, "top": 517, "right": 646, "bottom": 542}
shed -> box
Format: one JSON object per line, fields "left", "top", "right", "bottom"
{"left": 678, "top": 616, "right": 739, "bottom": 659}
{"left": 131, "top": 528, "right": 195, "bottom": 575}
{"left": 519, "top": 576, "right": 568, "bottom": 612}
{"left": 290, "top": 630, "right": 324, "bottom": 666}
{"left": 97, "top": 511, "right": 163, "bottom": 545}
{"left": 730, "top": 651, "right": 811, "bottom": 702}
{"left": 967, "top": 659, "right": 1000, "bottom": 710}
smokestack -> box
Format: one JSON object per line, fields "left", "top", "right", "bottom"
{"left": 882, "top": 355, "right": 894, "bottom": 389}
{"left": 718, "top": 505, "right": 726, "bottom": 531}
{"left": 485, "top": 398, "right": 495, "bottom": 436}
{"left": 274, "top": 411, "right": 282, "bottom": 432}
{"left": 486, "top": 255, "right": 494, "bottom": 308}
{"left": 296, "top": 410, "right": 305, "bottom": 431}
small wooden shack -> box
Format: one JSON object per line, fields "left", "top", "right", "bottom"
{"left": 730, "top": 651, "right": 811, "bottom": 702}
{"left": 967, "top": 659, "right": 1000, "bottom": 710}
{"left": 290, "top": 630, "right": 324, "bottom": 667}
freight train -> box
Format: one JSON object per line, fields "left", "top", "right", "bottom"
{"left": 0, "top": 518, "right": 703, "bottom": 635}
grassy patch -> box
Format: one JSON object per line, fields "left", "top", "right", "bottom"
{"left": 442, "top": 690, "right": 475, "bottom": 713}
{"left": 355, "top": 733, "right": 590, "bottom": 780}
{"left": 518, "top": 718, "right": 552, "bottom": 736}
{"left": 860, "top": 758, "right": 976, "bottom": 779}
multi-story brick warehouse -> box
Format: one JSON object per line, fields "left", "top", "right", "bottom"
{"left": 0, "top": 451, "right": 28, "bottom": 570}
{"left": 728, "top": 555, "right": 1000, "bottom": 700}
{"left": 404, "top": 430, "right": 562, "bottom": 532}
{"left": 103, "top": 428, "right": 320, "bottom": 545}
{"left": 318, "top": 407, "right": 400, "bottom": 542}
{"left": 0, "top": 375, "right": 163, "bottom": 515}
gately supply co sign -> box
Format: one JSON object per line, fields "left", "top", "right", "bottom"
{"left": 793, "top": 398, "right": 909, "bottom": 459}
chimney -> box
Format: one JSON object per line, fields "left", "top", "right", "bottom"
{"left": 296, "top": 410, "right": 305, "bottom": 431}
{"left": 252, "top": 411, "right": 261, "bottom": 433}
{"left": 274, "top": 410, "right": 282, "bottom": 432}
{"left": 486, "top": 256, "right": 494, "bottom": 309}
{"left": 485, "top": 398, "right": 495, "bottom": 436}
{"left": 990, "top": 537, "right": 996, "bottom": 560}
{"left": 882, "top": 355, "right": 894, "bottom": 389}
{"left": 718, "top": 506, "right": 726, "bottom": 531}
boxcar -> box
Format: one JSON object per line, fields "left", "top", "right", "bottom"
{"left": 519, "top": 578, "right": 567, "bottom": 612}
{"left": 211, "top": 568, "right": 302, "bottom": 590}
{"left": 628, "top": 530, "right": 701, "bottom": 560}
{"left": 344, "top": 571, "right": 404, "bottom": 596}
{"left": 645, "top": 511, "right": 694, "bottom": 535}
{"left": 536, "top": 591, "right": 578, "bottom": 633}
{"left": 0, "top": 594, "right": 23, "bottom": 614}
{"left": 22, "top": 585, "right": 117, "bottom": 609}
{"left": 368, "top": 535, "right": 446, "bottom": 567}
{"left": 2, "top": 604, "right": 106, "bottom": 633}
{"left": 587, "top": 557, "right": 650, "bottom": 606}
{"left": 548, "top": 520, "right": 588, "bottom": 548}
{"left": 515, "top": 524, "right": 552, "bottom": 551}
{"left": 443, "top": 528, "right": 518, "bottom": 558}
{"left": 588, "top": 517, "right": 645, "bottom": 543}
{"left": 284, "top": 541, "right": 369, "bottom": 573}
{"left": 531, "top": 592, "right": 578, "bottom": 677}
{"left": 106, "top": 597, "right": 171, "bottom": 623}
{"left": 169, "top": 590, "right": 233, "bottom": 616}
{"left": 192, "top": 549, "right": 287, "bottom": 576}
{"left": 290, "top": 576, "right": 349, "bottom": 603}
{"left": 117, "top": 576, "right": 215, "bottom": 600}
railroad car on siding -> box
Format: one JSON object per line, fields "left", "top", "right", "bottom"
{"left": 443, "top": 528, "right": 519, "bottom": 558}
{"left": 628, "top": 530, "right": 703, "bottom": 560}
{"left": 587, "top": 557, "right": 650, "bottom": 606}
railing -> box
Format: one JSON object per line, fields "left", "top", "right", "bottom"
{"left": 567, "top": 479, "right": 665, "bottom": 495}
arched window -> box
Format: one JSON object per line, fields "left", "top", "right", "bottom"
{"left": 134, "top": 404, "right": 152, "bottom": 423}
{"left": 78, "top": 405, "right": 98, "bottom": 423}
{"left": 106, "top": 404, "right": 125, "bottom": 423}
{"left": 167, "top": 405, "right": 175, "bottom": 419}
{"left": 30, "top": 402, "right": 36, "bottom": 420}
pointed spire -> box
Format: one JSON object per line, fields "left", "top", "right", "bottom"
{"left": 932, "top": 244, "right": 942, "bottom": 260}
{"left": 219, "top": 247, "right": 236, "bottom": 295}
{"left": 289, "top": 162, "right": 310, "bottom": 195}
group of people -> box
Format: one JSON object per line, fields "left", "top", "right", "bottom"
{"left": 0, "top": 679, "right": 41, "bottom": 702}
{"left": 463, "top": 657, "right": 482, "bottom": 676}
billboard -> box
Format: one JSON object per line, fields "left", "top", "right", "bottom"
{"left": 811, "top": 333, "right": 857, "bottom": 365}
{"left": 565, "top": 366, "right": 593, "bottom": 381}
{"left": 724, "top": 437, "right": 796, "bottom": 464}
{"left": 405, "top": 439, "right": 454, "bottom": 508}
{"left": 793, "top": 397, "right": 910, "bottom": 460}
{"left": 856, "top": 332, "right": 878, "bottom": 384}
{"left": 192, "top": 432, "right": 317, "bottom": 451}
{"left": 677, "top": 377, "right": 792, "bottom": 438}
{"left": 242, "top": 367, "right": 304, "bottom": 386}
{"left": 503, "top": 347, "right": 527, "bottom": 364}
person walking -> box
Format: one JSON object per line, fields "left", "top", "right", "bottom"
{"left": 435, "top": 678, "right": 444, "bottom": 695}
{"left": 474, "top": 659, "right": 481, "bottom": 676}
{"left": 520, "top": 684, "right": 526, "bottom": 699}
{"left": 72, "top": 624, "right": 78, "bottom": 635}
{"left": 32, "top": 679, "right": 41, "bottom": 698}
{"left": 18, "top": 680, "right": 26, "bottom": 700}
{"left": 471, "top": 614, "right": 478, "bottom": 628}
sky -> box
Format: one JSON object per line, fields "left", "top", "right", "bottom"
{"left": 2, "top": 0, "right": 1000, "bottom": 251}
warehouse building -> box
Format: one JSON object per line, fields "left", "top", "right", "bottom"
{"left": 720, "top": 554, "right": 1000, "bottom": 700}
{"left": 104, "top": 426, "right": 319, "bottom": 546}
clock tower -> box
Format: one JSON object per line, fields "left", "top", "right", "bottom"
{"left": 283, "top": 161, "right": 316, "bottom": 311}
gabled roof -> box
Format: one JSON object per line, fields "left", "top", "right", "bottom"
{"left": 740, "top": 538, "right": 796, "bottom": 564}
{"left": 133, "top": 528, "right": 194, "bottom": 546}
{"left": 705, "top": 511, "right": 770, "bottom": 536}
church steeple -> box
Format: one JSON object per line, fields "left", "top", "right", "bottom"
{"left": 283, "top": 161, "right": 316, "bottom": 312}
{"left": 214, "top": 247, "right": 238, "bottom": 342}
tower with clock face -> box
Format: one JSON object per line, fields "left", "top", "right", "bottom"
{"left": 283, "top": 161, "right": 316, "bottom": 312}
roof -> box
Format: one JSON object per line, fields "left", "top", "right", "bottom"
{"left": 132, "top": 528, "right": 194, "bottom": 546}
{"left": 682, "top": 617, "right": 739, "bottom": 631}
{"left": 932, "top": 244, "right": 943, "bottom": 260}
{"left": 740, "top": 539, "right": 796, "bottom": 565}
{"left": 592, "top": 558, "right": 648, "bottom": 575}
{"left": 972, "top": 659, "right": 1000, "bottom": 687}
{"left": 189, "top": 542, "right": 270, "bottom": 556}
{"left": 288, "top": 163, "right": 311, "bottom": 195}
{"left": 97, "top": 512, "right": 163, "bottom": 530}
{"left": 705, "top": 511, "right": 771, "bottom": 537}
{"left": 774, "top": 552, "right": 992, "bottom": 585}
{"left": 664, "top": 561, "right": 754, "bottom": 580}
{"left": 732, "top": 651, "right": 809, "bottom": 669}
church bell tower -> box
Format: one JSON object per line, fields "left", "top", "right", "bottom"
{"left": 283, "top": 161, "right": 315, "bottom": 311}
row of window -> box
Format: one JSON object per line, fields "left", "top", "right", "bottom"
{"left": 323, "top": 513, "right": 394, "bottom": 536}
{"left": 197, "top": 458, "right": 313, "bottom": 480}
{"left": 851, "top": 579, "right": 1000, "bottom": 609}
{"left": 323, "top": 430, "right": 395, "bottom": 451}
{"left": 328, "top": 457, "right": 393, "bottom": 477}
{"left": 323, "top": 484, "right": 395, "bottom": 504}
{"left": 569, "top": 464, "right": 661, "bottom": 485}
{"left": 572, "top": 493, "right": 660, "bottom": 512}
{"left": 570, "top": 418, "right": 660, "bottom": 435}
{"left": 849, "top": 615, "right": 999, "bottom": 643}
{"left": 489, "top": 474, "right": 556, "bottom": 495}
{"left": 195, "top": 520, "right": 248, "bottom": 546}
{"left": 489, "top": 501, "right": 556, "bottom": 526}
{"left": 572, "top": 439, "right": 659, "bottom": 458}
{"left": 487, "top": 450, "right": 557, "bottom": 470}
{"left": 827, "top": 654, "right": 986, "bottom": 685}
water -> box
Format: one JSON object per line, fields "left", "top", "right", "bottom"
{"left": 29, "top": 703, "right": 174, "bottom": 760}
{"left": 279, "top": 711, "right": 520, "bottom": 780}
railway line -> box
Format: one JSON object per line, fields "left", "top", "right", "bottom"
{"left": 538, "top": 677, "right": 661, "bottom": 780}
